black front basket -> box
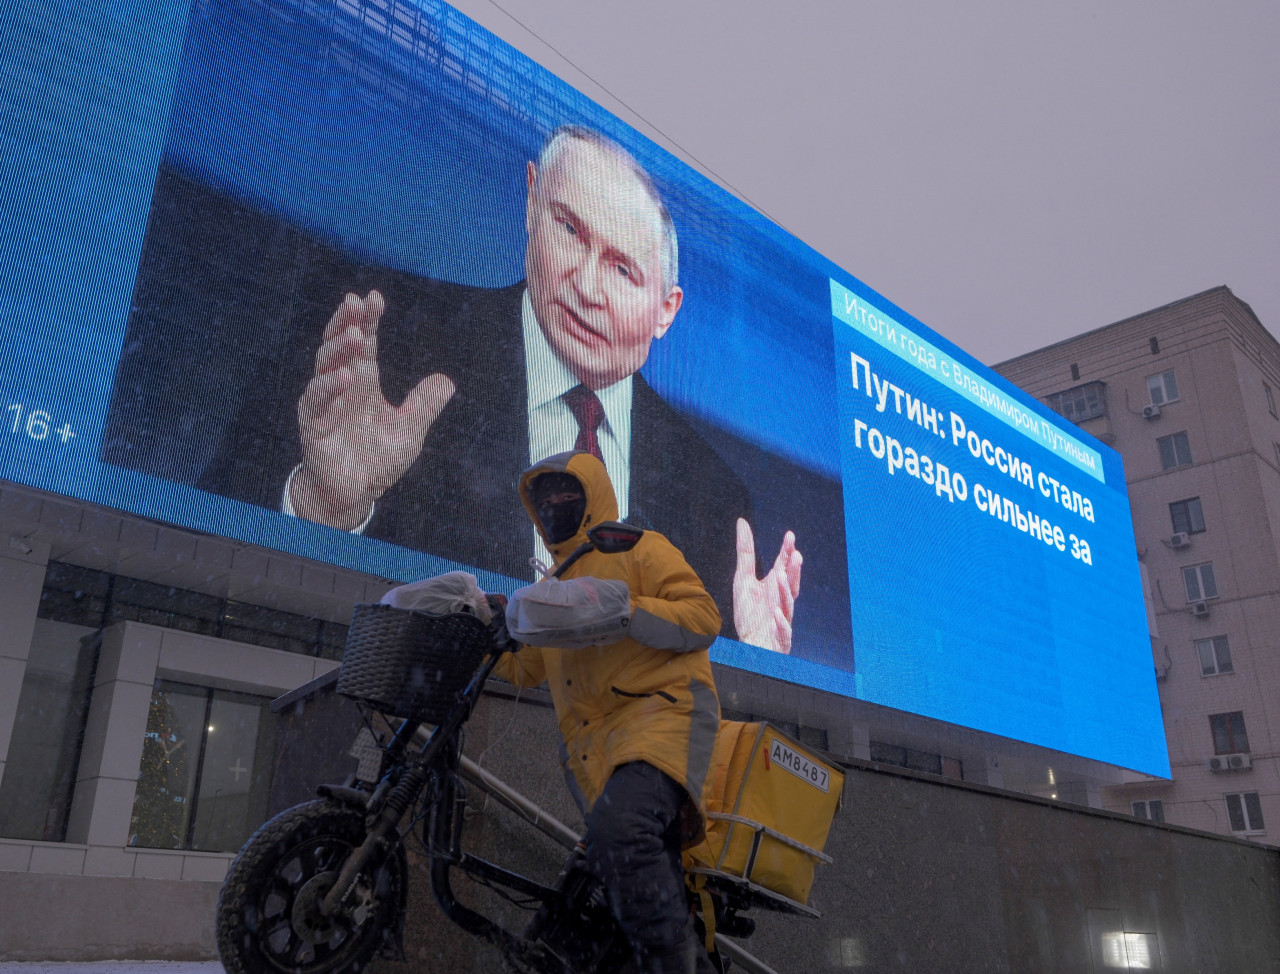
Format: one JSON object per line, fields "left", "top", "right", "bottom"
{"left": 336, "top": 603, "right": 494, "bottom": 723}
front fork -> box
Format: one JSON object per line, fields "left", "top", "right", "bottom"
{"left": 314, "top": 714, "right": 524, "bottom": 953}
{"left": 318, "top": 715, "right": 426, "bottom": 919}
{"left": 319, "top": 648, "right": 506, "bottom": 920}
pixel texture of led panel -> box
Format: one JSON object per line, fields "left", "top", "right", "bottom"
{"left": 0, "top": 0, "right": 1168, "bottom": 775}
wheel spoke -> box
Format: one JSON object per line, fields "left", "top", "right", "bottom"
{"left": 262, "top": 890, "right": 289, "bottom": 919}
{"left": 294, "top": 942, "right": 317, "bottom": 966}
{"left": 265, "top": 870, "right": 299, "bottom": 902}
{"left": 263, "top": 918, "right": 296, "bottom": 956}
{"left": 278, "top": 853, "right": 304, "bottom": 886}
{"left": 310, "top": 839, "right": 346, "bottom": 873}
{"left": 297, "top": 844, "right": 324, "bottom": 877}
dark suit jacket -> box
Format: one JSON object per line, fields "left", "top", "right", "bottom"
{"left": 200, "top": 277, "right": 750, "bottom": 624}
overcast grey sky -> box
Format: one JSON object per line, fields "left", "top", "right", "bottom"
{"left": 449, "top": 0, "right": 1279, "bottom": 365}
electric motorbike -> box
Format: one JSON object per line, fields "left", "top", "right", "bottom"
{"left": 215, "top": 523, "right": 812, "bottom": 974}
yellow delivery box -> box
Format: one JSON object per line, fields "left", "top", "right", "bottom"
{"left": 687, "top": 721, "right": 843, "bottom": 906}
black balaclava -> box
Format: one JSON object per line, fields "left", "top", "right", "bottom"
{"left": 528, "top": 472, "right": 587, "bottom": 546}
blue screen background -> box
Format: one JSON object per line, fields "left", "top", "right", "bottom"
{"left": 0, "top": 0, "right": 1168, "bottom": 775}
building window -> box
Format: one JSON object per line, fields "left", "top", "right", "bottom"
{"left": 129, "top": 680, "right": 277, "bottom": 853}
{"left": 1183, "top": 562, "right": 1218, "bottom": 602}
{"left": 1147, "top": 370, "right": 1179, "bottom": 405}
{"left": 1196, "top": 635, "right": 1234, "bottom": 676}
{"left": 1149, "top": 337, "right": 1160, "bottom": 354}
{"left": 1157, "top": 432, "right": 1192, "bottom": 470}
{"left": 1225, "top": 792, "right": 1265, "bottom": 833}
{"left": 38, "top": 561, "right": 348, "bottom": 660}
{"left": 1070, "top": 363, "right": 1080, "bottom": 381}
{"left": 869, "top": 741, "right": 944, "bottom": 776}
{"left": 0, "top": 620, "right": 100, "bottom": 841}
{"left": 1209, "top": 711, "right": 1250, "bottom": 755}
{"left": 1132, "top": 800, "right": 1164, "bottom": 823}
{"left": 1267, "top": 383, "right": 1277, "bottom": 418}
{"left": 1045, "top": 382, "right": 1107, "bottom": 424}
{"left": 1169, "top": 497, "right": 1205, "bottom": 535}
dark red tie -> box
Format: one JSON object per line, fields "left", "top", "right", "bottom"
{"left": 563, "top": 385, "right": 605, "bottom": 460}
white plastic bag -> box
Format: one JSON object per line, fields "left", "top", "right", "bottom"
{"left": 507, "top": 577, "right": 631, "bottom": 649}
{"left": 380, "top": 571, "right": 493, "bottom": 624}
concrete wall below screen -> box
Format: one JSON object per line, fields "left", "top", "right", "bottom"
{"left": 379, "top": 690, "right": 1280, "bottom": 974}
{"left": 4, "top": 686, "right": 1279, "bottom": 971}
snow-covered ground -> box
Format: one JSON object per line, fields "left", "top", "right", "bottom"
{"left": 0, "top": 964, "right": 221, "bottom": 974}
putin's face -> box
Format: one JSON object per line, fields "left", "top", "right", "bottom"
{"left": 525, "top": 139, "right": 682, "bottom": 391}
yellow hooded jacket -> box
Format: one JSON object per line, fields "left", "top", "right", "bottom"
{"left": 495, "top": 451, "right": 722, "bottom": 839}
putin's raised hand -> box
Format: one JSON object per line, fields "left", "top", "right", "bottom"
{"left": 732, "top": 519, "right": 803, "bottom": 654}
{"left": 289, "top": 291, "right": 455, "bottom": 530}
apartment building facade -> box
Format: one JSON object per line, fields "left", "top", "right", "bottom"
{"left": 996, "top": 286, "right": 1280, "bottom": 843}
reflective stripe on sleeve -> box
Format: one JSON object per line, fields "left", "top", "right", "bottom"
{"left": 684, "top": 678, "right": 720, "bottom": 801}
{"left": 629, "top": 607, "right": 717, "bottom": 653}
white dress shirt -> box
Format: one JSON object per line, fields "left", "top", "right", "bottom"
{"left": 522, "top": 290, "right": 631, "bottom": 572}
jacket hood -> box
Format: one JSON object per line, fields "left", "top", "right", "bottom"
{"left": 519, "top": 451, "right": 620, "bottom": 560}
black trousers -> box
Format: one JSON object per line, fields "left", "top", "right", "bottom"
{"left": 584, "top": 761, "right": 716, "bottom": 974}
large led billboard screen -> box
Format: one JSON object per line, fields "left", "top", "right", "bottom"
{"left": 0, "top": 0, "right": 1168, "bottom": 774}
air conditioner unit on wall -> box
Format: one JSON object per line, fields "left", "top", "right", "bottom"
{"left": 1170, "top": 532, "right": 1191, "bottom": 549}
{"left": 1208, "top": 754, "right": 1252, "bottom": 772}
{"left": 1143, "top": 403, "right": 1162, "bottom": 420}
{"left": 1191, "top": 601, "right": 1211, "bottom": 618}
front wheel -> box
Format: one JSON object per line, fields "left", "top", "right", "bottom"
{"left": 217, "top": 800, "right": 406, "bottom": 974}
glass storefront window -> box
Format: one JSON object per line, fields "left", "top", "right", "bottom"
{"left": 0, "top": 619, "right": 100, "bottom": 841}
{"left": 129, "top": 680, "right": 277, "bottom": 852}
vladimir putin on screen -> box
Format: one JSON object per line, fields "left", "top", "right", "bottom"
{"left": 206, "top": 126, "right": 803, "bottom": 652}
